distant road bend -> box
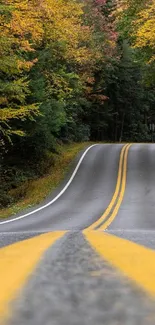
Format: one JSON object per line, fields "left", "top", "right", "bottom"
{"left": 1, "top": 144, "right": 155, "bottom": 325}
{"left": 0, "top": 143, "right": 131, "bottom": 232}
{"left": 1, "top": 143, "right": 155, "bottom": 233}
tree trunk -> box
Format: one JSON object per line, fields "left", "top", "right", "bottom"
{"left": 119, "top": 112, "right": 125, "bottom": 143}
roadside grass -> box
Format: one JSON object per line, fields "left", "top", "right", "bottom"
{"left": 0, "top": 142, "right": 92, "bottom": 219}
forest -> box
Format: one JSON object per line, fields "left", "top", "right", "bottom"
{"left": 0, "top": 0, "right": 155, "bottom": 211}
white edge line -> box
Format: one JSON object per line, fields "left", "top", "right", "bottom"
{"left": 0, "top": 144, "right": 99, "bottom": 225}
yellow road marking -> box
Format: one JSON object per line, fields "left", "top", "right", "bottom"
{"left": 0, "top": 231, "right": 66, "bottom": 323}
{"left": 86, "top": 144, "right": 129, "bottom": 231}
{"left": 84, "top": 231, "right": 155, "bottom": 297}
{"left": 99, "top": 144, "right": 132, "bottom": 230}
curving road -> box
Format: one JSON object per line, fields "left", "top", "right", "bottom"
{"left": 0, "top": 144, "right": 124, "bottom": 233}
{"left": 109, "top": 144, "right": 155, "bottom": 230}
{"left": 1, "top": 143, "right": 155, "bottom": 325}
{"left": 1, "top": 143, "right": 155, "bottom": 239}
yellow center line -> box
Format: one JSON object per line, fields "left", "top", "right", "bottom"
{"left": 0, "top": 231, "right": 66, "bottom": 323}
{"left": 99, "top": 143, "right": 132, "bottom": 231}
{"left": 85, "top": 144, "right": 129, "bottom": 231}
{"left": 84, "top": 231, "right": 155, "bottom": 297}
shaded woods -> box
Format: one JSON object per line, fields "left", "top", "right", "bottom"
{"left": 0, "top": 0, "right": 155, "bottom": 208}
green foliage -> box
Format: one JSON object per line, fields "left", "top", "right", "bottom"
{"left": 115, "top": 0, "right": 155, "bottom": 141}
{"left": 1, "top": 0, "right": 155, "bottom": 210}
{"left": 0, "top": 1, "right": 40, "bottom": 143}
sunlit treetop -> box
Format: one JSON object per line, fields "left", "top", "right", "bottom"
{"left": 133, "top": 1, "right": 155, "bottom": 63}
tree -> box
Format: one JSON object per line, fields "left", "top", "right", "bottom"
{"left": 1, "top": 0, "right": 155, "bottom": 209}
{"left": 0, "top": 0, "right": 43, "bottom": 144}
{"left": 115, "top": 0, "right": 155, "bottom": 141}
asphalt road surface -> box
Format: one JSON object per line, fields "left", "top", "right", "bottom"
{"left": 1, "top": 143, "right": 155, "bottom": 325}
{"left": 0, "top": 144, "right": 124, "bottom": 232}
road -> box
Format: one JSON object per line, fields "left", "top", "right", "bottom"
{"left": 1, "top": 143, "right": 155, "bottom": 324}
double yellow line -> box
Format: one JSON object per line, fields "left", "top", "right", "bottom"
{"left": 0, "top": 232, "right": 66, "bottom": 323}
{"left": 86, "top": 143, "right": 132, "bottom": 231}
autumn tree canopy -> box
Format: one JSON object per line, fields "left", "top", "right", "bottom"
{"left": 0, "top": 0, "right": 155, "bottom": 207}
